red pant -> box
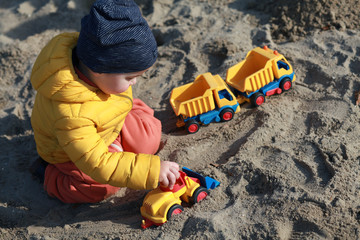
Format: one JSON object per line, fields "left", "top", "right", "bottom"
{"left": 44, "top": 99, "right": 162, "bottom": 203}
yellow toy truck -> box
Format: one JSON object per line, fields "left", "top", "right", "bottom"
{"left": 140, "top": 167, "right": 220, "bottom": 229}
{"left": 226, "top": 46, "right": 296, "bottom": 107}
{"left": 169, "top": 46, "right": 296, "bottom": 133}
{"left": 170, "top": 72, "right": 240, "bottom": 133}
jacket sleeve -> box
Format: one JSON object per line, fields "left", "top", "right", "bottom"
{"left": 54, "top": 117, "right": 160, "bottom": 190}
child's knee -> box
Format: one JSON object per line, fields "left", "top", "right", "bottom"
{"left": 44, "top": 163, "right": 118, "bottom": 203}
{"left": 122, "top": 108, "right": 162, "bottom": 154}
{"left": 122, "top": 117, "right": 161, "bottom": 154}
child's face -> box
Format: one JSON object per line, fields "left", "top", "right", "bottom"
{"left": 90, "top": 69, "right": 147, "bottom": 94}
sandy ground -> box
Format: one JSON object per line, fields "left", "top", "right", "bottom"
{"left": 0, "top": 0, "right": 359, "bottom": 239}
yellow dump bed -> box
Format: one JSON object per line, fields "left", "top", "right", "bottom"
{"left": 226, "top": 47, "right": 281, "bottom": 93}
{"left": 170, "top": 73, "right": 226, "bottom": 117}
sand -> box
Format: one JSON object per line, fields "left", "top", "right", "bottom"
{"left": 0, "top": 0, "right": 359, "bottom": 239}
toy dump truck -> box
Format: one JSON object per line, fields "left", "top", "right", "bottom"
{"left": 226, "top": 46, "right": 296, "bottom": 107}
{"left": 170, "top": 72, "right": 240, "bottom": 133}
{"left": 170, "top": 46, "right": 295, "bottom": 133}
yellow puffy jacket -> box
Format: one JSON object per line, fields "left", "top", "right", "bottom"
{"left": 30, "top": 32, "right": 160, "bottom": 190}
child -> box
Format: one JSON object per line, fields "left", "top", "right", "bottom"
{"left": 30, "top": 0, "right": 180, "bottom": 203}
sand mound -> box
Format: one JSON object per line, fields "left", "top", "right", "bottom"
{"left": 250, "top": 0, "right": 360, "bottom": 42}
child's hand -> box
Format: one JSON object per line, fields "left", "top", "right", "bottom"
{"left": 159, "top": 161, "right": 180, "bottom": 190}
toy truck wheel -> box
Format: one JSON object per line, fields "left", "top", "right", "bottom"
{"left": 190, "top": 186, "right": 209, "bottom": 204}
{"left": 220, "top": 108, "right": 234, "bottom": 122}
{"left": 186, "top": 119, "right": 200, "bottom": 134}
{"left": 280, "top": 78, "right": 292, "bottom": 92}
{"left": 166, "top": 204, "right": 184, "bottom": 221}
{"left": 250, "top": 92, "right": 265, "bottom": 107}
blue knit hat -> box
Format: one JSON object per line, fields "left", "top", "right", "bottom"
{"left": 76, "top": 0, "right": 158, "bottom": 73}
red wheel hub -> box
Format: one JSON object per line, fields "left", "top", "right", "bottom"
{"left": 256, "top": 96, "right": 265, "bottom": 106}
{"left": 222, "top": 112, "right": 233, "bottom": 120}
{"left": 171, "top": 208, "right": 183, "bottom": 216}
{"left": 283, "top": 81, "right": 291, "bottom": 90}
{"left": 188, "top": 124, "right": 198, "bottom": 133}
{"left": 196, "top": 191, "right": 208, "bottom": 202}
